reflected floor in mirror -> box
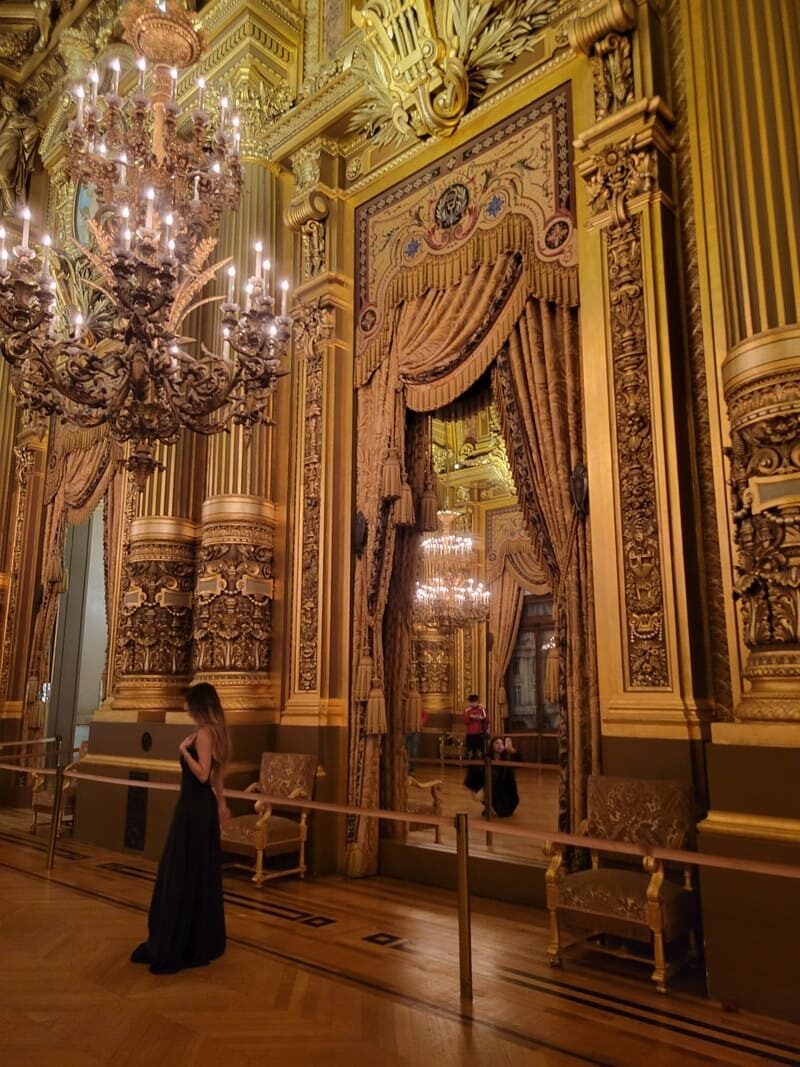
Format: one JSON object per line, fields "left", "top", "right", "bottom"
{"left": 406, "top": 762, "right": 559, "bottom": 861}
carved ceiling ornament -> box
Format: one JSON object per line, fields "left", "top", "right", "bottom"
{"left": 568, "top": 0, "right": 637, "bottom": 122}
{"left": 350, "top": 0, "right": 558, "bottom": 145}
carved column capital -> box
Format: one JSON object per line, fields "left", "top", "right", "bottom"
{"left": 568, "top": 0, "right": 638, "bottom": 55}
{"left": 576, "top": 97, "right": 675, "bottom": 227}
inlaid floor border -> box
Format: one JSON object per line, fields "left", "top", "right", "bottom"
{"left": 1, "top": 844, "right": 796, "bottom": 1065}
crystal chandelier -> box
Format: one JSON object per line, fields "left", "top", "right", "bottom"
{"left": 0, "top": 0, "right": 292, "bottom": 488}
{"left": 414, "top": 509, "right": 490, "bottom": 632}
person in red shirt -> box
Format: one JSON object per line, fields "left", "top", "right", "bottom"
{"left": 463, "top": 693, "right": 488, "bottom": 761}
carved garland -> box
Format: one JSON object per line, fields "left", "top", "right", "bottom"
{"left": 0, "top": 445, "right": 34, "bottom": 703}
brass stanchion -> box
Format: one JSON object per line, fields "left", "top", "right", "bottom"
{"left": 483, "top": 753, "right": 493, "bottom": 847}
{"left": 455, "top": 811, "right": 473, "bottom": 1001}
{"left": 46, "top": 761, "right": 64, "bottom": 871}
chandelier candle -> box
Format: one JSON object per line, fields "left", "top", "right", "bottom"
{"left": 0, "top": 0, "right": 292, "bottom": 488}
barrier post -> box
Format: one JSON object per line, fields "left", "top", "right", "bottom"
{"left": 455, "top": 811, "right": 473, "bottom": 1001}
{"left": 483, "top": 754, "right": 493, "bottom": 847}
{"left": 46, "top": 761, "right": 65, "bottom": 870}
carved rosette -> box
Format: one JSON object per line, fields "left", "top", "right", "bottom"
{"left": 192, "top": 514, "right": 274, "bottom": 675}
{"left": 293, "top": 299, "right": 334, "bottom": 691}
{"left": 723, "top": 326, "right": 800, "bottom": 720}
{"left": 578, "top": 111, "right": 673, "bottom": 689}
{"left": 116, "top": 532, "right": 195, "bottom": 680}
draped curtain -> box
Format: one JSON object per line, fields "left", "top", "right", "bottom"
{"left": 487, "top": 546, "right": 550, "bottom": 733}
{"left": 22, "top": 425, "right": 122, "bottom": 736}
{"left": 493, "top": 300, "right": 600, "bottom": 830}
{"left": 346, "top": 254, "right": 598, "bottom": 875}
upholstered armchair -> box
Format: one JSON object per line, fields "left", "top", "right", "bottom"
{"left": 405, "top": 775, "right": 443, "bottom": 843}
{"left": 220, "top": 752, "right": 318, "bottom": 885}
{"left": 544, "top": 775, "right": 698, "bottom": 993}
{"left": 31, "top": 742, "right": 88, "bottom": 835}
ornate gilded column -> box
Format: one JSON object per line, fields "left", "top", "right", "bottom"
{"left": 571, "top": 0, "right": 713, "bottom": 739}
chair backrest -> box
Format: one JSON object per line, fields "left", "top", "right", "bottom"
{"left": 259, "top": 752, "right": 317, "bottom": 801}
{"left": 586, "top": 775, "right": 693, "bottom": 849}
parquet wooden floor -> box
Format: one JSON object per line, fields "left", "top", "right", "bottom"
{"left": 0, "top": 809, "right": 798, "bottom": 1066}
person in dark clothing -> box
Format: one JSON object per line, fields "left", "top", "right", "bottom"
{"left": 486, "top": 735, "right": 522, "bottom": 817}
{"left": 131, "top": 683, "right": 230, "bottom": 974}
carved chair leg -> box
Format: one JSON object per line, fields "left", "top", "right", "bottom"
{"left": 651, "top": 929, "right": 667, "bottom": 994}
{"left": 434, "top": 825, "right": 441, "bottom": 845}
{"left": 298, "top": 834, "right": 307, "bottom": 878}
{"left": 547, "top": 907, "right": 562, "bottom": 967}
{"left": 30, "top": 808, "right": 38, "bottom": 834}
{"left": 253, "top": 848, "right": 265, "bottom": 886}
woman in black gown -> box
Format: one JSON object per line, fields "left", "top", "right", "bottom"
{"left": 463, "top": 735, "right": 522, "bottom": 817}
{"left": 131, "top": 683, "right": 230, "bottom": 974}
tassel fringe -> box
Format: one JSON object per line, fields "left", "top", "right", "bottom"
{"left": 396, "top": 479, "right": 415, "bottom": 526}
{"left": 365, "top": 684, "right": 387, "bottom": 735}
{"left": 406, "top": 687, "right": 423, "bottom": 732}
{"left": 381, "top": 447, "right": 402, "bottom": 501}
{"left": 354, "top": 654, "right": 373, "bottom": 702}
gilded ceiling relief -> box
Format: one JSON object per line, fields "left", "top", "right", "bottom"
{"left": 349, "top": 0, "right": 558, "bottom": 145}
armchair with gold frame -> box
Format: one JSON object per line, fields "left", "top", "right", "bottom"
{"left": 31, "top": 741, "right": 88, "bottom": 835}
{"left": 544, "top": 775, "right": 698, "bottom": 993}
{"left": 220, "top": 752, "right": 318, "bottom": 885}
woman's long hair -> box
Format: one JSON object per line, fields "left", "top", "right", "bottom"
{"left": 185, "top": 683, "right": 229, "bottom": 768}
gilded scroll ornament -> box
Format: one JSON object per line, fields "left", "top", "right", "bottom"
{"left": 293, "top": 299, "right": 334, "bottom": 691}
{"left": 583, "top": 136, "right": 657, "bottom": 224}
{"left": 723, "top": 327, "right": 800, "bottom": 720}
{"left": 350, "top": 0, "right": 557, "bottom": 145}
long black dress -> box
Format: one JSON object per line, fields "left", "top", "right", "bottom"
{"left": 131, "top": 744, "right": 226, "bottom": 974}
{"left": 463, "top": 750, "right": 521, "bottom": 817}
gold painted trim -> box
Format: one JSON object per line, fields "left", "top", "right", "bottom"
{"left": 711, "top": 722, "right": 800, "bottom": 748}
{"left": 698, "top": 810, "right": 800, "bottom": 846}
{"left": 80, "top": 753, "right": 259, "bottom": 776}
{"left": 129, "top": 516, "right": 197, "bottom": 542}
{"left": 721, "top": 325, "right": 800, "bottom": 392}
{"left": 600, "top": 722, "right": 711, "bottom": 741}
{"left": 201, "top": 495, "right": 277, "bottom": 524}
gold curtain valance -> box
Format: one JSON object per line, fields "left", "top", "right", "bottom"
{"left": 355, "top": 212, "right": 579, "bottom": 389}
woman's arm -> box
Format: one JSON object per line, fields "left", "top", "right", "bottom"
{"left": 179, "top": 726, "right": 213, "bottom": 783}
{"left": 211, "top": 764, "right": 231, "bottom": 824}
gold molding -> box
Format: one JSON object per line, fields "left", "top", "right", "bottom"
{"left": 711, "top": 722, "right": 800, "bottom": 749}
{"left": 721, "top": 324, "right": 800, "bottom": 394}
{"left": 698, "top": 809, "right": 800, "bottom": 846}
{"left": 80, "top": 753, "right": 259, "bottom": 776}
{"left": 201, "top": 495, "right": 277, "bottom": 525}
{"left": 129, "top": 516, "right": 197, "bottom": 543}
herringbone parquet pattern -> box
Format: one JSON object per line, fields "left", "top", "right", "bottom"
{"left": 0, "top": 810, "right": 798, "bottom": 1067}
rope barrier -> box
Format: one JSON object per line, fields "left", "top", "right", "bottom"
{"left": 0, "top": 761, "right": 57, "bottom": 777}
{"left": 0, "top": 736, "right": 57, "bottom": 750}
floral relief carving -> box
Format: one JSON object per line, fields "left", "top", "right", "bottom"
{"left": 293, "top": 299, "right": 334, "bottom": 691}
{"left": 591, "top": 32, "right": 634, "bottom": 120}
{"left": 584, "top": 137, "right": 657, "bottom": 223}
{"left": 607, "top": 216, "right": 669, "bottom": 687}
{"left": 192, "top": 526, "right": 274, "bottom": 674}
{"left": 117, "top": 547, "right": 195, "bottom": 677}
{"left": 414, "top": 636, "right": 450, "bottom": 694}
{"left": 725, "top": 364, "right": 800, "bottom": 718}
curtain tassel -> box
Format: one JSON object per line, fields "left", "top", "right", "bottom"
{"left": 365, "top": 683, "right": 388, "bottom": 735}
{"left": 395, "top": 479, "right": 415, "bottom": 526}
{"left": 544, "top": 646, "right": 560, "bottom": 704}
{"left": 406, "top": 686, "right": 423, "bottom": 732}
{"left": 354, "top": 654, "right": 374, "bottom": 702}
{"left": 419, "top": 482, "right": 439, "bottom": 532}
{"left": 381, "top": 447, "right": 402, "bottom": 501}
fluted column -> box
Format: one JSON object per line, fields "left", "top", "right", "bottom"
{"left": 687, "top": 0, "right": 800, "bottom": 722}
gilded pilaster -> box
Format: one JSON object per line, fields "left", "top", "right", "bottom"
{"left": 282, "top": 135, "right": 352, "bottom": 728}
{"left": 573, "top": 1, "right": 711, "bottom": 737}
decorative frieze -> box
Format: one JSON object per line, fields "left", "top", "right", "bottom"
{"left": 568, "top": 0, "right": 637, "bottom": 122}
